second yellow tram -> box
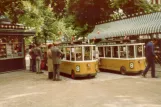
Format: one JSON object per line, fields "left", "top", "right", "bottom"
{"left": 97, "top": 43, "right": 146, "bottom": 74}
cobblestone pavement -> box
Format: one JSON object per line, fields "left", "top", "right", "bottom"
{"left": 0, "top": 55, "right": 161, "bottom": 107}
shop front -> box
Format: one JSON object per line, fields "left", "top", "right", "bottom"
{"left": 0, "top": 19, "right": 35, "bottom": 72}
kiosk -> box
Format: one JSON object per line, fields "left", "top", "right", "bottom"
{"left": 0, "top": 15, "right": 35, "bottom": 72}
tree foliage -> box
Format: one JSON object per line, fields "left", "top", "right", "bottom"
{"left": 0, "top": 0, "right": 160, "bottom": 44}
{"left": 0, "top": 0, "right": 24, "bottom": 24}
{"left": 67, "top": 0, "right": 117, "bottom": 26}
{"left": 112, "top": 0, "right": 160, "bottom": 15}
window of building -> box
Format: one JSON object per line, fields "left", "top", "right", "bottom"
{"left": 0, "top": 36, "right": 23, "bottom": 59}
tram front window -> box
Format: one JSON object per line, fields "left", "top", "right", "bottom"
{"left": 93, "top": 46, "right": 99, "bottom": 59}
{"left": 84, "top": 46, "right": 92, "bottom": 60}
{"left": 120, "top": 46, "right": 126, "bottom": 58}
{"left": 128, "top": 46, "right": 134, "bottom": 58}
{"left": 75, "top": 47, "right": 82, "bottom": 61}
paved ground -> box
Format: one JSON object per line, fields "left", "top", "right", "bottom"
{"left": 0, "top": 70, "right": 161, "bottom": 107}
{"left": 0, "top": 55, "right": 161, "bottom": 107}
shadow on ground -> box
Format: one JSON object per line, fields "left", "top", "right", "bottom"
{"left": 60, "top": 72, "right": 96, "bottom": 80}
{"left": 99, "top": 68, "right": 142, "bottom": 76}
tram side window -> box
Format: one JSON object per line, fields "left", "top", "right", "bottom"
{"left": 61, "top": 47, "right": 65, "bottom": 60}
{"left": 136, "top": 45, "right": 143, "bottom": 57}
{"left": 105, "top": 47, "right": 110, "bottom": 57}
{"left": 120, "top": 46, "right": 126, "bottom": 58}
{"left": 128, "top": 46, "right": 134, "bottom": 58}
{"left": 84, "top": 46, "right": 92, "bottom": 60}
{"left": 98, "top": 47, "right": 104, "bottom": 57}
{"left": 66, "top": 47, "right": 71, "bottom": 60}
{"left": 112, "top": 46, "right": 118, "bottom": 58}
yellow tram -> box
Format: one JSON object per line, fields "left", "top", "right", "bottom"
{"left": 59, "top": 45, "right": 98, "bottom": 79}
{"left": 97, "top": 43, "right": 146, "bottom": 74}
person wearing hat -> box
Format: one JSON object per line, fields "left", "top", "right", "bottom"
{"left": 51, "top": 42, "right": 63, "bottom": 81}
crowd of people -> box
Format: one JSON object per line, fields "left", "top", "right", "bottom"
{"left": 29, "top": 43, "right": 63, "bottom": 81}
{"left": 29, "top": 44, "right": 42, "bottom": 73}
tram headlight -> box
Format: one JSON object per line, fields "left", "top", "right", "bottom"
{"left": 76, "top": 65, "right": 80, "bottom": 72}
{"left": 87, "top": 63, "right": 90, "bottom": 68}
{"left": 129, "top": 62, "right": 134, "bottom": 69}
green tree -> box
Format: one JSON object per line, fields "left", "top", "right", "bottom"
{"left": 0, "top": 0, "right": 24, "bottom": 24}
{"left": 18, "top": 0, "right": 46, "bottom": 44}
{"left": 1, "top": 0, "right": 160, "bottom": 43}
{"left": 68, "top": 0, "right": 117, "bottom": 26}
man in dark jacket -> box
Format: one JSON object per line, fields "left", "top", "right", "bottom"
{"left": 142, "top": 39, "right": 158, "bottom": 78}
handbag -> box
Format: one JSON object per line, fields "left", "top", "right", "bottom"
{"left": 41, "top": 60, "right": 45, "bottom": 69}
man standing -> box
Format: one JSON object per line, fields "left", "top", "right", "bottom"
{"left": 29, "top": 44, "right": 36, "bottom": 72}
{"left": 34, "top": 44, "right": 42, "bottom": 74}
{"left": 47, "top": 44, "right": 53, "bottom": 79}
{"left": 51, "top": 42, "right": 63, "bottom": 81}
{"left": 142, "top": 39, "right": 158, "bottom": 78}
{"left": 29, "top": 44, "right": 33, "bottom": 71}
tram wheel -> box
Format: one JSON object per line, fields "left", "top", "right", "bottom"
{"left": 91, "top": 74, "right": 96, "bottom": 78}
{"left": 71, "top": 71, "right": 75, "bottom": 79}
{"left": 120, "top": 66, "right": 126, "bottom": 75}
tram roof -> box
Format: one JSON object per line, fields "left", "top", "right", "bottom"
{"left": 60, "top": 44, "right": 96, "bottom": 47}
{"left": 88, "top": 12, "right": 161, "bottom": 39}
{"left": 97, "top": 43, "right": 145, "bottom": 46}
